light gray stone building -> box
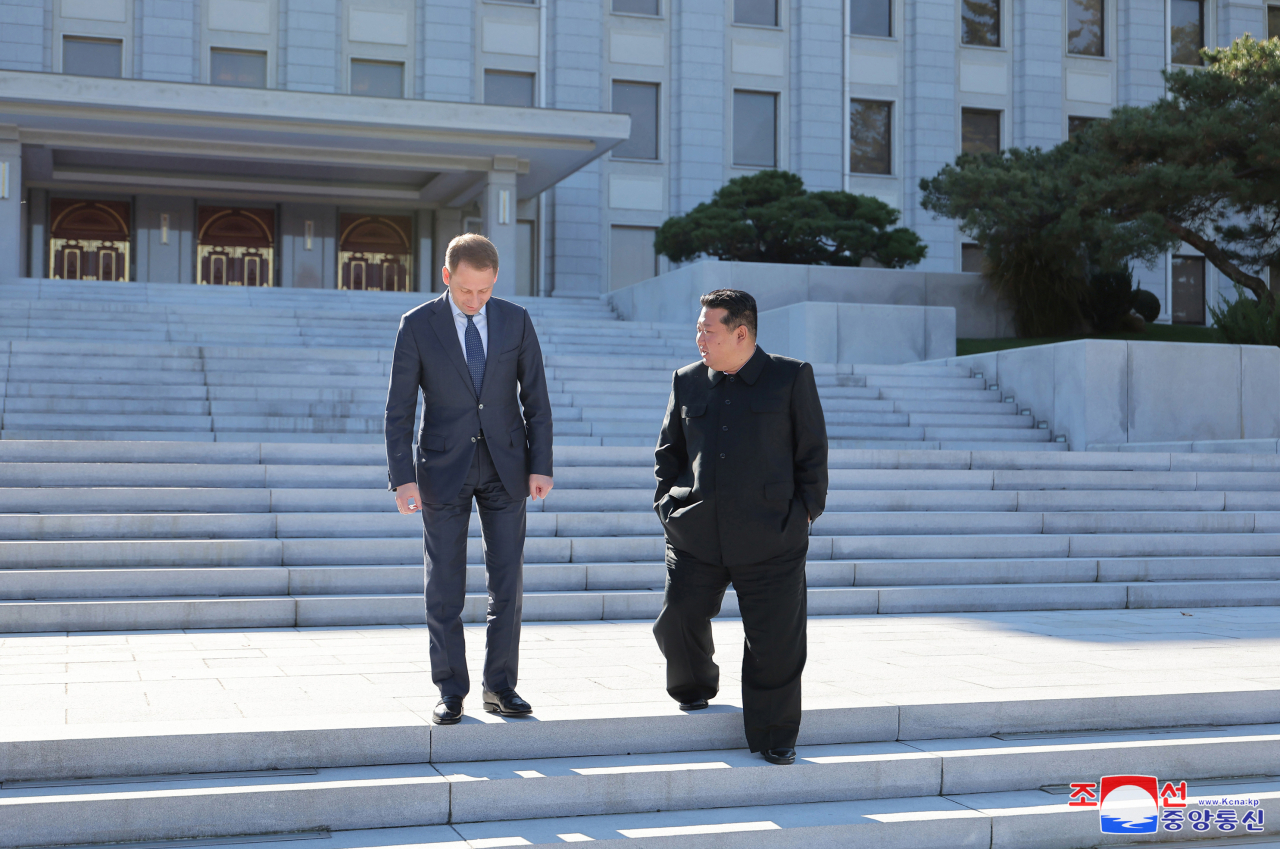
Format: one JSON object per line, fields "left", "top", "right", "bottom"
{"left": 0, "top": 0, "right": 1275, "bottom": 323}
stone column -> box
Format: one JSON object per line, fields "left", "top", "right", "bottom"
{"left": 483, "top": 167, "right": 519, "bottom": 298}
{"left": 433, "top": 207, "right": 463, "bottom": 292}
{"left": 0, "top": 129, "right": 23, "bottom": 284}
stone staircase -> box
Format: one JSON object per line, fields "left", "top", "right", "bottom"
{"left": 2, "top": 685, "right": 1278, "bottom": 848}
{"left": 0, "top": 278, "right": 1062, "bottom": 450}
{"left": 3, "top": 440, "right": 1280, "bottom": 631}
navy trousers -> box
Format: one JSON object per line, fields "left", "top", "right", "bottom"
{"left": 420, "top": 439, "right": 525, "bottom": 700}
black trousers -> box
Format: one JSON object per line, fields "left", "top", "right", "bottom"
{"left": 653, "top": 543, "right": 808, "bottom": 752}
{"left": 420, "top": 439, "right": 525, "bottom": 700}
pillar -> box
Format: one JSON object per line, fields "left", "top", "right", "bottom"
{"left": 433, "top": 207, "right": 463, "bottom": 293}
{"left": 0, "top": 128, "right": 22, "bottom": 284}
{"left": 482, "top": 168, "right": 519, "bottom": 298}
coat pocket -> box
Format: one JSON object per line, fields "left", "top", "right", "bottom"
{"left": 509, "top": 423, "right": 527, "bottom": 447}
{"left": 680, "top": 403, "right": 706, "bottom": 419}
{"left": 424, "top": 433, "right": 447, "bottom": 452}
{"left": 498, "top": 345, "right": 519, "bottom": 363}
{"left": 764, "top": 480, "right": 794, "bottom": 501}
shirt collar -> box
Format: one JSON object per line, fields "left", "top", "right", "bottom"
{"left": 449, "top": 291, "right": 487, "bottom": 321}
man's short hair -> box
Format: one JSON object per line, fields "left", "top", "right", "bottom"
{"left": 700, "top": 289, "right": 758, "bottom": 337}
{"left": 446, "top": 233, "right": 500, "bottom": 273}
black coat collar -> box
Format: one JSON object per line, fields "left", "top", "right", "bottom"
{"left": 708, "top": 345, "right": 767, "bottom": 387}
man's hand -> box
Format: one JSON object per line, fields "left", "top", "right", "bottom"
{"left": 529, "top": 474, "right": 554, "bottom": 501}
{"left": 395, "top": 481, "right": 422, "bottom": 514}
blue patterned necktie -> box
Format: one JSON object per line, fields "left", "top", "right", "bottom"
{"left": 464, "top": 313, "right": 486, "bottom": 397}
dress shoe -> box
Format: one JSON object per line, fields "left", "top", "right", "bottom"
{"left": 678, "top": 698, "right": 709, "bottom": 711}
{"left": 761, "top": 747, "right": 796, "bottom": 765}
{"left": 432, "top": 698, "right": 463, "bottom": 725}
{"left": 483, "top": 688, "right": 533, "bottom": 716}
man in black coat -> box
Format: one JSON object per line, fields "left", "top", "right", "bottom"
{"left": 653, "top": 288, "right": 828, "bottom": 765}
{"left": 385, "top": 234, "right": 554, "bottom": 725}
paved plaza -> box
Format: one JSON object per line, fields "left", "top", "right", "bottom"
{"left": 5, "top": 607, "right": 1280, "bottom": 737}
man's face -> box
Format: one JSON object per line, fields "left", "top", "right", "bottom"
{"left": 443, "top": 262, "right": 497, "bottom": 314}
{"left": 696, "top": 306, "right": 750, "bottom": 372}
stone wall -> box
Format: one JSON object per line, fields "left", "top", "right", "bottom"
{"left": 758, "top": 301, "right": 956, "bottom": 364}
{"left": 606, "top": 259, "right": 1013, "bottom": 339}
{"left": 930, "top": 340, "right": 1280, "bottom": 450}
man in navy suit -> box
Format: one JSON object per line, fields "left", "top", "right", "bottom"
{"left": 385, "top": 234, "right": 554, "bottom": 725}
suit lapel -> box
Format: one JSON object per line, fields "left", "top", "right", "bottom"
{"left": 427, "top": 294, "right": 477, "bottom": 398}
{"left": 479, "top": 300, "right": 508, "bottom": 402}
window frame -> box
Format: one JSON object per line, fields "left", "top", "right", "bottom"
{"left": 483, "top": 69, "right": 538, "bottom": 108}
{"left": 1065, "top": 0, "right": 1105, "bottom": 56}
{"left": 849, "top": 0, "right": 894, "bottom": 39}
{"left": 732, "top": 89, "right": 780, "bottom": 169}
{"left": 610, "top": 0, "right": 663, "bottom": 17}
{"left": 1169, "top": 0, "right": 1207, "bottom": 66}
{"left": 960, "top": 107, "right": 1002, "bottom": 157}
{"left": 610, "top": 80, "right": 662, "bottom": 162}
{"left": 60, "top": 35, "right": 125, "bottom": 78}
{"left": 208, "top": 47, "right": 270, "bottom": 90}
{"left": 848, "top": 98, "right": 894, "bottom": 176}
{"left": 348, "top": 57, "right": 407, "bottom": 99}
{"left": 960, "top": 0, "right": 1003, "bottom": 48}
{"left": 732, "top": 0, "right": 781, "bottom": 28}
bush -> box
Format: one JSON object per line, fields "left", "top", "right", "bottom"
{"left": 983, "top": 241, "right": 1088, "bottom": 337}
{"left": 1086, "top": 268, "right": 1137, "bottom": 333}
{"left": 1133, "top": 288, "right": 1161, "bottom": 323}
{"left": 1210, "top": 285, "right": 1280, "bottom": 346}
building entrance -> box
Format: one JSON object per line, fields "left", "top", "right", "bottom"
{"left": 48, "top": 199, "right": 131, "bottom": 281}
{"left": 197, "top": 207, "right": 275, "bottom": 286}
{"left": 338, "top": 214, "right": 413, "bottom": 292}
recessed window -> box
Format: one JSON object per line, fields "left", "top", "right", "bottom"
{"left": 1171, "top": 255, "right": 1206, "bottom": 324}
{"left": 62, "top": 37, "right": 123, "bottom": 78}
{"left": 611, "top": 81, "right": 660, "bottom": 160}
{"left": 1067, "top": 0, "right": 1104, "bottom": 55}
{"left": 734, "top": 0, "right": 778, "bottom": 26}
{"left": 961, "top": 0, "right": 1001, "bottom": 46}
{"left": 351, "top": 60, "right": 404, "bottom": 98}
{"left": 961, "top": 109, "right": 1001, "bottom": 155}
{"left": 210, "top": 49, "right": 267, "bottom": 89}
{"left": 1269, "top": 5, "right": 1280, "bottom": 39}
{"left": 733, "top": 90, "right": 778, "bottom": 168}
{"left": 961, "top": 243, "right": 985, "bottom": 273}
{"left": 611, "top": 226, "right": 659, "bottom": 291}
{"left": 1067, "top": 115, "right": 1098, "bottom": 138}
{"left": 613, "top": 0, "right": 660, "bottom": 14}
{"left": 484, "top": 70, "right": 536, "bottom": 107}
{"left": 850, "top": 0, "right": 892, "bottom": 37}
{"left": 1170, "top": 0, "right": 1205, "bottom": 65}
{"left": 849, "top": 99, "right": 892, "bottom": 175}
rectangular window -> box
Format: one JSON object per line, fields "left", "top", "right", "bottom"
{"left": 62, "top": 37, "right": 123, "bottom": 78}
{"left": 612, "top": 81, "right": 660, "bottom": 160}
{"left": 849, "top": 99, "right": 892, "bottom": 175}
{"left": 1067, "top": 115, "right": 1098, "bottom": 138}
{"left": 961, "top": 0, "right": 1000, "bottom": 46}
{"left": 484, "top": 70, "right": 536, "bottom": 107}
{"left": 351, "top": 60, "right": 404, "bottom": 98}
{"left": 1170, "top": 0, "right": 1204, "bottom": 65}
{"left": 1067, "top": 0, "right": 1104, "bottom": 55}
{"left": 961, "top": 243, "right": 985, "bottom": 273}
{"left": 613, "top": 0, "right": 661, "bottom": 14}
{"left": 850, "top": 0, "right": 892, "bottom": 36}
{"left": 733, "top": 90, "right": 778, "bottom": 167}
{"left": 210, "top": 48, "right": 267, "bottom": 88}
{"left": 516, "top": 220, "right": 536, "bottom": 297}
{"left": 611, "top": 226, "right": 659, "bottom": 291}
{"left": 734, "top": 0, "right": 778, "bottom": 26}
{"left": 1171, "top": 255, "right": 1206, "bottom": 324}
{"left": 1270, "top": 5, "right": 1280, "bottom": 39}
{"left": 961, "top": 108, "right": 1001, "bottom": 156}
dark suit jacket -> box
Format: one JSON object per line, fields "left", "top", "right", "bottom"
{"left": 384, "top": 294, "right": 553, "bottom": 503}
{"left": 654, "top": 346, "right": 828, "bottom": 567}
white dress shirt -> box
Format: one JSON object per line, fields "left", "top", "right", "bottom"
{"left": 449, "top": 292, "right": 488, "bottom": 358}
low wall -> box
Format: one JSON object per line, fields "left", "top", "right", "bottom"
{"left": 927, "top": 340, "right": 1280, "bottom": 450}
{"left": 606, "top": 260, "right": 1014, "bottom": 339}
{"left": 758, "top": 301, "right": 955, "bottom": 365}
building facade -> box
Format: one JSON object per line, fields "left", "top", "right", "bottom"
{"left": 0, "top": 0, "right": 1276, "bottom": 322}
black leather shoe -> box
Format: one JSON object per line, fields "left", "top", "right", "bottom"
{"left": 678, "top": 698, "right": 709, "bottom": 711}
{"left": 762, "top": 747, "right": 796, "bottom": 765}
{"left": 432, "top": 698, "right": 463, "bottom": 725}
{"left": 483, "top": 688, "right": 533, "bottom": 716}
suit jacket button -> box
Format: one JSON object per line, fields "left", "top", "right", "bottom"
{"left": 725, "top": 399, "right": 731, "bottom": 404}
{"left": 478, "top": 403, "right": 484, "bottom": 409}
{"left": 719, "top": 453, "right": 725, "bottom": 459}
{"left": 471, "top": 437, "right": 477, "bottom": 443}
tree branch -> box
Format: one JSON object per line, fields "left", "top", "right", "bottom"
{"left": 1163, "top": 219, "right": 1276, "bottom": 311}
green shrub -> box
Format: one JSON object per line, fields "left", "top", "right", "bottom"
{"left": 1210, "top": 285, "right": 1280, "bottom": 346}
{"left": 1133, "top": 288, "right": 1161, "bottom": 322}
{"left": 1086, "top": 268, "right": 1137, "bottom": 333}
